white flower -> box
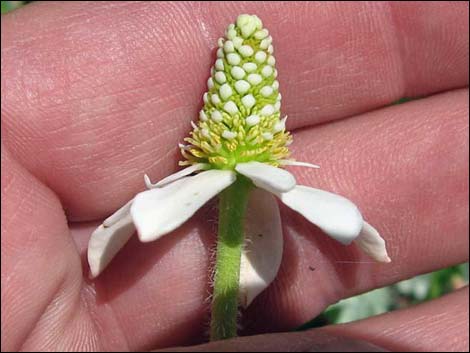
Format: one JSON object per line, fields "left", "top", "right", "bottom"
{"left": 88, "top": 160, "right": 390, "bottom": 307}
{"left": 87, "top": 14, "right": 390, "bottom": 309}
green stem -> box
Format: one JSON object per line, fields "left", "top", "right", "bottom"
{"left": 210, "top": 176, "right": 252, "bottom": 341}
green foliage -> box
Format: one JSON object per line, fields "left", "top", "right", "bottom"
{"left": 1, "top": 1, "right": 29, "bottom": 14}
{"left": 392, "top": 97, "right": 416, "bottom": 105}
{"left": 299, "top": 263, "right": 469, "bottom": 330}
{"left": 325, "top": 287, "right": 394, "bottom": 324}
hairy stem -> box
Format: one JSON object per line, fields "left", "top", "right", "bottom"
{"left": 210, "top": 176, "right": 251, "bottom": 341}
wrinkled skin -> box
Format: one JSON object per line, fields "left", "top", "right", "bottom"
{"left": 1, "top": 2, "right": 468, "bottom": 352}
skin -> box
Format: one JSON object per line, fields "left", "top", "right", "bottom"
{"left": 1, "top": 1, "right": 468, "bottom": 351}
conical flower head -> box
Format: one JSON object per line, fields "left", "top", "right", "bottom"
{"left": 181, "top": 14, "right": 292, "bottom": 170}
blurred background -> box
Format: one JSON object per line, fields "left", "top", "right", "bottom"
{"left": 1, "top": 0, "right": 29, "bottom": 13}
{"left": 2, "top": 1, "right": 468, "bottom": 330}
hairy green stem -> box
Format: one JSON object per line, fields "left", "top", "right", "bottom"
{"left": 210, "top": 176, "right": 252, "bottom": 341}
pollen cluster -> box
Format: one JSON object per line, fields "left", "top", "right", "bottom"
{"left": 181, "top": 14, "right": 292, "bottom": 169}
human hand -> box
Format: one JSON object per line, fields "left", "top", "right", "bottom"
{"left": 2, "top": 2, "right": 468, "bottom": 351}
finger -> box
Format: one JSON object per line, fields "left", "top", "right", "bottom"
{"left": 162, "top": 287, "right": 468, "bottom": 352}
{"left": 2, "top": 1, "right": 468, "bottom": 219}
{"left": 243, "top": 88, "right": 469, "bottom": 332}
{"left": 0, "top": 146, "right": 88, "bottom": 351}
{"left": 81, "top": 89, "right": 468, "bottom": 349}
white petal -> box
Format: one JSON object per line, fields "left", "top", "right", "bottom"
{"left": 279, "top": 159, "right": 320, "bottom": 169}
{"left": 131, "top": 170, "right": 236, "bottom": 242}
{"left": 278, "top": 186, "right": 363, "bottom": 244}
{"left": 88, "top": 213, "right": 135, "bottom": 278}
{"left": 235, "top": 162, "right": 296, "bottom": 194}
{"left": 144, "top": 163, "right": 209, "bottom": 189}
{"left": 239, "top": 188, "right": 283, "bottom": 308}
{"left": 103, "top": 198, "right": 133, "bottom": 227}
{"left": 355, "top": 222, "right": 391, "bottom": 263}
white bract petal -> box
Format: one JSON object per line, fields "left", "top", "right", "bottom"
{"left": 239, "top": 188, "right": 283, "bottom": 308}
{"left": 131, "top": 170, "right": 236, "bottom": 242}
{"left": 235, "top": 161, "right": 296, "bottom": 194}
{"left": 355, "top": 221, "right": 391, "bottom": 263}
{"left": 144, "top": 163, "right": 209, "bottom": 189}
{"left": 88, "top": 213, "right": 135, "bottom": 278}
{"left": 278, "top": 186, "right": 363, "bottom": 244}
{"left": 103, "top": 198, "right": 133, "bottom": 227}
{"left": 278, "top": 160, "right": 320, "bottom": 169}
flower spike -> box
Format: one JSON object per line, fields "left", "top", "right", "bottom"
{"left": 182, "top": 15, "right": 291, "bottom": 170}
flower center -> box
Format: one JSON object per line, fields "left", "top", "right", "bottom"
{"left": 181, "top": 14, "right": 292, "bottom": 170}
